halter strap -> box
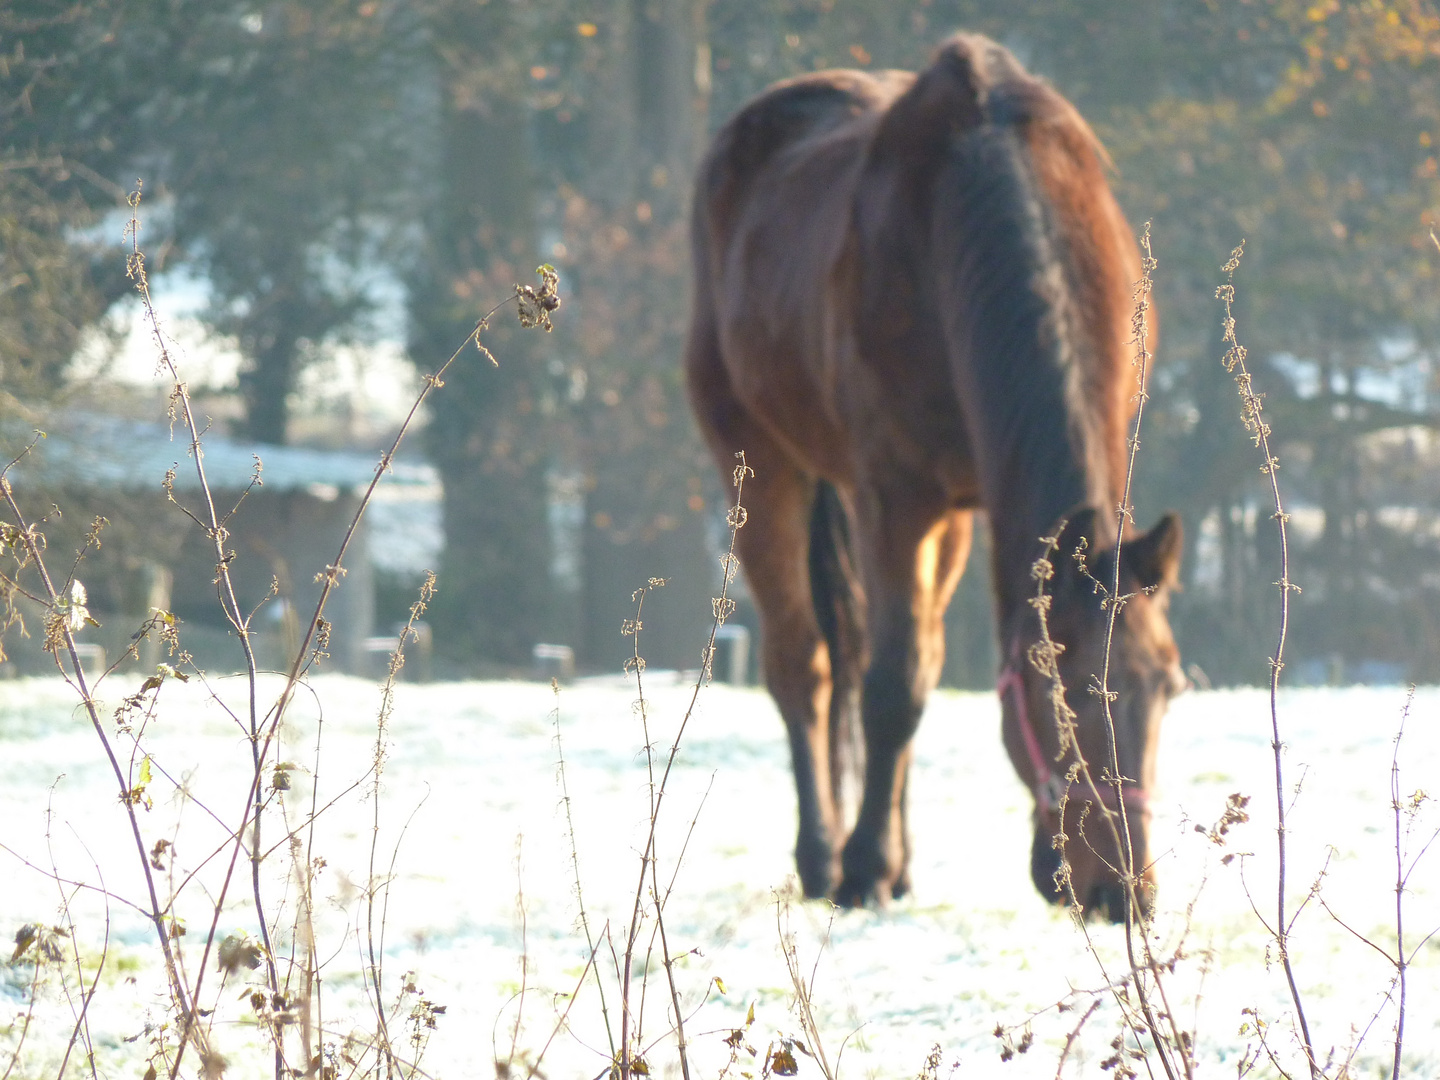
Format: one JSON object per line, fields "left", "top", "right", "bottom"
{"left": 997, "top": 637, "right": 1149, "bottom": 818}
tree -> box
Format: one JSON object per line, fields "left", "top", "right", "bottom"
{"left": 1098, "top": 1, "right": 1440, "bottom": 680}
{"left": 16, "top": 0, "right": 1439, "bottom": 680}
{"left": 401, "top": 0, "right": 719, "bottom": 672}
{"left": 553, "top": 1, "right": 718, "bottom": 672}
{"left": 0, "top": 2, "right": 138, "bottom": 407}
{"left": 400, "top": 0, "right": 562, "bottom": 668}
{"left": 146, "top": 1, "right": 419, "bottom": 444}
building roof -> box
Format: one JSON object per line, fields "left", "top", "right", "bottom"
{"left": 2, "top": 411, "right": 436, "bottom": 495}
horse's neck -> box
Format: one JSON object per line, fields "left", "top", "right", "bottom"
{"left": 920, "top": 143, "right": 1123, "bottom": 630}
{"left": 884, "top": 112, "right": 1131, "bottom": 636}
{"left": 973, "top": 368, "right": 1117, "bottom": 633}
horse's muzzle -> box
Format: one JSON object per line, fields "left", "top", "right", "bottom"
{"left": 1030, "top": 823, "right": 1154, "bottom": 924}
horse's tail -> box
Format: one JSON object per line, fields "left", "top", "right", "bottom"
{"left": 808, "top": 480, "right": 865, "bottom": 826}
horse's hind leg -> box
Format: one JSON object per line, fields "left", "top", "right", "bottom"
{"left": 689, "top": 392, "right": 840, "bottom": 897}
{"left": 730, "top": 454, "right": 842, "bottom": 896}
{"left": 836, "top": 504, "right": 971, "bottom": 906}
{"left": 751, "top": 469, "right": 844, "bottom": 898}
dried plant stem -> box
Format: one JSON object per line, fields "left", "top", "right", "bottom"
{"left": 123, "top": 187, "right": 284, "bottom": 1077}
{"left": 1101, "top": 226, "right": 1154, "bottom": 904}
{"left": 525, "top": 935, "right": 605, "bottom": 1080}
{"left": 652, "top": 770, "right": 715, "bottom": 1058}
{"left": 775, "top": 898, "right": 836, "bottom": 1080}
{"left": 649, "top": 847, "right": 686, "bottom": 1076}
{"left": 1055, "top": 998, "right": 1102, "bottom": 1078}
{"left": 1097, "top": 225, "right": 1173, "bottom": 1074}
{"left": 1216, "top": 242, "right": 1315, "bottom": 1078}
{"left": 0, "top": 479, "right": 197, "bottom": 1040}
{"left": 620, "top": 580, "right": 657, "bottom": 1078}
{"left": 553, "top": 683, "right": 618, "bottom": 1060}
{"left": 1093, "top": 223, "right": 1190, "bottom": 1080}
{"left": 48, "top": 792, "right": 107, "bottom": 1079}
{"left": 616, "top": 454, "right": 751, "bottom": 1080}
{"left": 1026, "top": 222, "right": 1185, "bottom": 1079}
{"left": 363, "top": 579, "right": 435, "bottom": 1078}
{"left": 1, "top": 954, "right": 40, "bottom": 1080}
{"left": 651, "top": 454, "right": 752, "bottom": 1076}
{"left": 132, "top": 193, "right": 283, "bottom": 1044}
{"left": 1389, "top": 689, "right": 1414, "bottom": 1080}
{"left": 299, "top": 698, "right": 327, "bottom": 1076}
{"left": 109, "top": 183, "right": 552, "bottom": 1079}
{"left": 509, "top": 836, "right": 530, "bottom": 1068}
{"left": 1027, "top": 537, "right": 1154, "bottom": 1065}
{"left": 357, "top": 576, "right": 434, "bottom": 1080}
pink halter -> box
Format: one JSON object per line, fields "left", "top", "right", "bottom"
{"left": 997, "top": 638, "right": 1149, "bottom": 818}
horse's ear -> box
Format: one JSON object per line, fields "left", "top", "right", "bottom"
{"left": 868, "top": 35, "right": 988, "bottom": 169}
{"left": 1128, "top": 512, "right": 1183, "bottom": 591}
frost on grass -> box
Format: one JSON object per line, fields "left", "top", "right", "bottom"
{"left": 0, "top": 675, "right": 1435, "bottom": 1077}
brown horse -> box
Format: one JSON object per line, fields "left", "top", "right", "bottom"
{"left": 686, "top": 34, "right": 1186, "bottom": 918}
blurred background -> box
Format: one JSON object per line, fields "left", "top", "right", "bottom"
{"left": 2, "top": 0, "right": 1439, "bottom": 685}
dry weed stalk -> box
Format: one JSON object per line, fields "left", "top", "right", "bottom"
{"left": 1311, "top": 688, "right": 1440, "bottom": 1080}
{"left": 484, "top": 454, "right": 754, "bottom": 1080}
{"left": 774, "top": 896, "right": 837, "bottom": 1080}
{"left": 1023, "top": 529, "right": 1171, "bottom": 1077}
{"left": 1013, "top": 231, "right": 1318, "bottom": 1079}
{"left": 1093, "top": 222, "right": 1193, "bottom": 1079}
{"left": 1013, "top": 237, "right": 1437, "bottom": 1080}
{"left": 0, "top": 182, "right": 559, "bottom": 1079}
{"left": 605, "top": 452, "right": 751, "bottom": 1080}
{"left": 552, "top": 679, "right": 617, "bottom": 1068}
{"left": 1215, "top": 242, "right": 1317, "bottom": 1078}
{"left": 1014, "top": 224, "right": 1193, "bottom": 1080}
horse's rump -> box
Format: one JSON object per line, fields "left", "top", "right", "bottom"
{"left": 693, "top": 71, "right": 915, "bottom": 473}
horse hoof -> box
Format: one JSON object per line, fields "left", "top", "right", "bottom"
{"left": 1087, "top": 883, "right": 1128, "bottom": 924}
{"left": 1083, "top": 882, "right": 1154, "bottom": 924}
{"left": 798, "top": 867, "right": 833, "bottom": 900}
{"left": 795, "top": 841, "right": 835, "bottom": 900}
{"left": 889, "top": 868, "right": 912, "bottom": 900}
{"left": 832, "top": 874, "right": 889, "bottom": 909}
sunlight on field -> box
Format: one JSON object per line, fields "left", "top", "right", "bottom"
{"left": 1, "top": 677, "right": 1436, "bottom": 1078}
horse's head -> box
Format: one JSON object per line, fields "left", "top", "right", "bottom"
{"left": 1000, "top": 508, "right": 1184, "bottom": 923}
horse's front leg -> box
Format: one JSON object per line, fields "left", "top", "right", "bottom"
{"left": 836, "top": 508, "right": 971, "bottom": 906}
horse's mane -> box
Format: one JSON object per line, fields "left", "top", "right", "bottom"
{"left": 863, "top": 35, "right": 1131, "bottom": 559}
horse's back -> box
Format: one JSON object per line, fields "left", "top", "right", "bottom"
{"left": 695, "top": 69, "right": 904, "bottom": 250}
{"left": 690, "top": 70, "right": 912, "bottom": 473}
{"left": 691, "top": 34, "right": 1141, "bottom": 497}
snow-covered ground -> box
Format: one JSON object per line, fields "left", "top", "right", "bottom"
{"left": 1, "top": 674, "right": 1437, "bottom": 1078}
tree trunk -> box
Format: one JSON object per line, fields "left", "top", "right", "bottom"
{"left": 576, "top": 0, "right": 716, "bottom": 673}
{"left": 410, "top": 9, "right": 555, "bottom": 670}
